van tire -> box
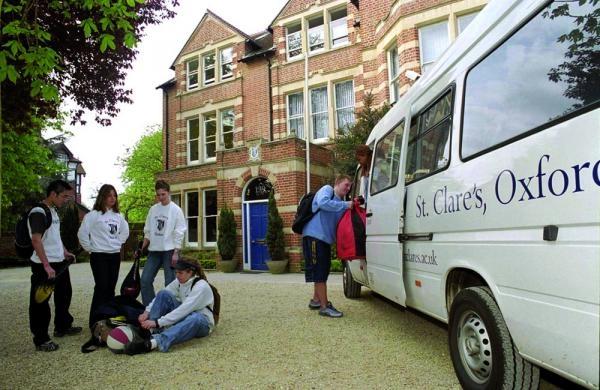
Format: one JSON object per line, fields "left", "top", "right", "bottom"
{"left": 343, "top": 262, "right": 361, "bottom": 298}
{"left": 448, "top": 287, "right": 539, "bottom": 390}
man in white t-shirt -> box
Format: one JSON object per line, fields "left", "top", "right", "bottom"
{"left": 29, "top": 180, "right": 82, "bottom": 352}
{"left": 138, "top": 180, "right": 187, "bottom": 306}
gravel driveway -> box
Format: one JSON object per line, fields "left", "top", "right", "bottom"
{"left": 0, "top": 263, "right": 567, "bottom": 389}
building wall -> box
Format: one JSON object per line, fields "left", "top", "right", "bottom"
{"left": 159, "top": 0, "right": 488, "bottom": 271}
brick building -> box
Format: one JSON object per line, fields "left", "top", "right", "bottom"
{"left": 157, "top": 0, "right": 487, "bottom": 271}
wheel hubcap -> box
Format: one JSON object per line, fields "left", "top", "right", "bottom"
{"left": 457, "top": 310, "right": 492, "bottom": 384}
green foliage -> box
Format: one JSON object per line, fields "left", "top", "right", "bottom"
{"left": 217, "top": 205, "right": 236, "bottom": 260}
{"left": 1, "top": 125, "right": 65, "bottom": 231}
{"left": 200, "top": 259, "right": 216, "bottom": 270}
{"left": 332, "top": 93, "right": 390, "bottom": 177}
{"left": 119, "top": 127, "right": 163, "bottom": 222}
{"left": 60, "top": 203, "right": 81, "bottom": 252}
{"left": 330, "top": 259, "right": 343, "bottom": 272}
{"left": 179, "top": 249, "right": 216, "bottom": 270}
{"left": 265, "top": 192, "right": 286, "bottom": 261}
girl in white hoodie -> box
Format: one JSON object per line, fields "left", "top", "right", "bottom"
{"left": 77, "top": 184, "right": 129, "bottom": 328}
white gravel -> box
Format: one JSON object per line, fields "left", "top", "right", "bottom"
{"left": 0, "top": 263, "right": 562, "bottom": 389}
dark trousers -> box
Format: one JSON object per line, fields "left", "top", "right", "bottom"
{"left": 29, "top": 261, "right": 74, "bottom": 346}
{"left": 89, "top": 252, "right": 121, "bottom": 328}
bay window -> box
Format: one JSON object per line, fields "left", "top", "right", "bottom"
{"left": 203, "top": 112, "right": 216, "bottom": 160}
{"left": 310, "top": 87, "right": 328, "bottom": 140}
{"left": 308, "top": 17, "right": 325, "bottom": 53}
{"left": 187, "top": 117, "right": 200, "bottom": 164}
{"left": 186, "top": 191, "right": 199, "bottom": 246}
{"left": 287, "top": 92, "right": 304, "bottom": 139}
{"left": 388, "top": 46, "right": 401, "bottom": 103}
{"left": 221, "top": 108, "right": 234, "bottom": 149}
{"left": 334, "top": 80, "right": 355, "bottom": 131}
{"left": 287, "top": 24, "right": 302, "bottom": 59}
{"left": 457, "top": 12, "right": 479, "bottom": 35}
{"left": 418, "top": 20, "right": 449, "bottom": 74}
{"left": 330, "top": 8, "right": 348, "bottom": 47}
{"left": 203, "top": 190, "right": 217, "bottom": 246}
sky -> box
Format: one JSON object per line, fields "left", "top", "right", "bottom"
{"left": 64, "top": 0, "right": 288, "bottom": 207}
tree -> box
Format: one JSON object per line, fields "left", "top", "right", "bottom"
{"left": 1, "top": 123, "right": 65, "bottom": 231}
{"left": 265, "top": 192, "right": 285, "bottom": 261}
{"left": 332, "top": 93, "right": 390, "bottom": 177}
{"left": 119, "top": 127, "right": 162, "bottom": 222}
{"left": 217, "top": 205, "right": 236, "bottom": 260}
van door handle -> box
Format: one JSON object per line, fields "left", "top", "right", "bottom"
{"left": 366, "top": 212, "right": 373, "bottom": 217}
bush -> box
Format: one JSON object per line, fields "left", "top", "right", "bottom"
{"left": 217, "top": 205, "right": 236, "bottom": 260}
{"left": 200, "top": 259, "right": 216, "bottom": 270}
{"left": 60, "top": 203, "right": 80, "bottom": 253}
{"left": 330, "top": 259, "right": 343, "bottom": 272}
{"left": 265, "top": 192, "right": 286, "bottom": 261}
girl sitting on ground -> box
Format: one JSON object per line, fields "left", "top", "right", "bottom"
{"left": 124, "top": 258, "right": 215, "bottom": 354}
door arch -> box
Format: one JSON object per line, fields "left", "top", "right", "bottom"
{"left": 242, "top": 177, "right": 273, "bottom": 271}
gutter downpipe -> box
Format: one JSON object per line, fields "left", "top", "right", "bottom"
{"left": 164, "top": 88, "right": 169, "bottom": 170}
{"left": 268, "top": 56, "right": 273, "bottom": 142}
{"left": 303, "top": 31, "right": 310, "bottom": 193}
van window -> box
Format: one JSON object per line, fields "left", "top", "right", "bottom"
{"left": 371, "top": 121, "right": 404, "bottom": 194}
{"left": 406, "top": 90, "right": 452, "bottom": 183}
{"left": 461, "top": 1, "right": 600, "bottom": 159}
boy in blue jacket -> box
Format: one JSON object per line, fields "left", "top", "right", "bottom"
{"left": 302, "top": 174, "right": 352, "bottom": 318}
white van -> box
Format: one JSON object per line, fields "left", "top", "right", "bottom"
{"left": 344, "top": 0, "right": 599, "bottom": 388}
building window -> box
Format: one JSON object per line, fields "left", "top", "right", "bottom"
{"left": 221, "top": 108, "right": 235, "bottom": 149}
{"left": 186, "top": 58, "right": 199, "bottom": 90}
{"left": 203, "top": 53, "right": 215, "bottom": 85}
{"left": 308, "top": 16, "right": 325, "bottom": 53}
{"left": 171, "top": 193, "right": 181, "bottom": 207}
{"left": 418, "top": 20, "right": 449, "bottom": 74}
{"left": 186, "top": 191, "right": 198, "bottom": 246}
{"left": 220, "top": 47, "right": 233, "bottom": 80}
{"left": 203, "top": 112, "right": 216, "bottom": 160}
{"left": 287, "top": 92, "right": 304, "bottom": 139}
{"left": 330, "top": 8, "right": 348, "bottom": 47}
{"left": 310, "top": 86, "right": 328, "bottom": 140}
{"left": 187, "top": 117, "right": 200, "bottom": 164}
{"left": 334, "top": 80, "right": 355, "bottom": 131}
{"left": 287, "top": 24, "right": 302, "bottom": 59}
{"left": 203, "top": 189, "right": 217, "bottom": 246}
{"left": 457, "top": 12, "right": 479, "bottom": 35}
{"left": 388, "top": 46, "right": 401, "bottom": 103}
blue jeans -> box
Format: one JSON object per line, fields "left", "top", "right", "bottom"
{"left": 141, "top": 250, "right": 175, "bottom": 306}
{"left": 149, "top": 290, "right": 210, "bottom": 352}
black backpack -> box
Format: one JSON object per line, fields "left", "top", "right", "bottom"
{"left": 192, "top": 277, "right": 221, "bottom": 325}
{"left": 14, "top": 203, "right": 52, "bottom": 259}
{"left": 291, "top": 192, "right": 334, "bottom": 234}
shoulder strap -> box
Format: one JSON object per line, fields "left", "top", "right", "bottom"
{"left": 191, "top": 277, "right": 216, "bottom": 314}
{"left": 315, "top": 192, "right": 336, "bottom": 215}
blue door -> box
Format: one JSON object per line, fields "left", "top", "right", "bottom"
{"left": 249, "top": 202, "right": 269, "bottom": 270}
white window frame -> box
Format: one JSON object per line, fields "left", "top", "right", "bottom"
{"left": 387, "top": 46, "right": 401, "bottom": 103}
{"left": 220, "top": 47, "right": 233, "bottom": 80}
{"left": 310, "top": 86, "right": 329, "bottom": 141}
{"left": 203, "top": 189, "right": 217, "bottom": 247}
{"left": 329, "top": 8, "right": 349, "bottom": 48}
{"left": 203, "top": 112, "right": 216, "bottom": 161}
{"left": 287, "top": 92, "right": 304, "bottom": 139}
{"left": 308, "top": 16, "right": 325, "bottom": 54}
{"left": 334, "top": 80, "right": 355, "bottom": 131}
{"left": 185, "top": 191, "right": 199, "bottom": 247}
{"left": 418, "top": 20, "right": 450, "bottom": 74}
{"left": 186, "top": 58, "right": 199, "bottom": 90}
{"left": 286, "top": 24, "right": 303, "bottom": 60}
{"left": 187, "top": 117, "right": 200, "bottom": 164}
{"left": 203, "top": 52, "right": 215, "bottom": 86}
{"left": 220, "top": 108, "right": 235, "bottom": 150}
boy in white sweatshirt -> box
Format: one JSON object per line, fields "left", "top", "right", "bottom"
{"left": 124, "top": 259, "right": 215, "bottom": 354}
{"left": 138, "top": 180, "right": 187, "bottom": 306}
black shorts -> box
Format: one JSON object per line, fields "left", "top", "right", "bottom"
{"left": 302, "top": 236, "right": 331, "bottom": 283}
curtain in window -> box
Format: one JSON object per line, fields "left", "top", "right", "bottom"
{"left": 457, "top": 12, "right": 479, "bottom": 35}
{"left": 311, "top": 87, "right": 328, "bottom": 139}
{"left": 335, "top": 81, "right": 355, "bottom": 130}
{"left": 419, "top": 21, "right": 449, "bottom": 73}
{"left": 288, "top": 93, "right": 304, "bottom": 139}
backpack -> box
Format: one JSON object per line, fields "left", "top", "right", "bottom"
{"left": 291, "top": 192, "right": 334, "bottom": 234}
{"left": 192, "top": 277, "right": 221, "bottom": 325}
{"left": 14, "top": 203, "right": 52, "bottom": 259}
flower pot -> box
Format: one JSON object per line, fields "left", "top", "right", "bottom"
{"left": 219, "top": 259, "right": 238, "bottom": 273}
{"left": 266, "top": 259, "right": 288, "bottom": 274}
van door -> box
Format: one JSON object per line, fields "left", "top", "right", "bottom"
{"left": 365, "top": 118, "right": 408, "bottom": 306}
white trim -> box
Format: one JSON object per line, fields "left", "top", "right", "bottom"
{"left": 185, "top": 191, "right": 199, "bottom": 247}
{"left": 202, "top": 189, "right": 217, "bottom": 248}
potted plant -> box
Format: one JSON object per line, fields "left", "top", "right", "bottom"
{"left": 217, "top": 205, "right": 237, "bottom": 272}
{"left": 265, "top": 192, "right": 288, "bottom": 273}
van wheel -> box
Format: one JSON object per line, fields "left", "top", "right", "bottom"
{"left": 448, "top": 287, "right": 539, "bottom": 390}
{"left": 343, "top": 262, "right": 361, "bottom": 298}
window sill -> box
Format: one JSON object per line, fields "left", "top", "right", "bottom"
{"left": 186, "top": 160, "right": 217, "bottom": 167}
{"left": 181, "top": 77, "right": 237, "bottom": 96}
{"left": 284, "top": 43, "right": 353, "bottom": 65}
